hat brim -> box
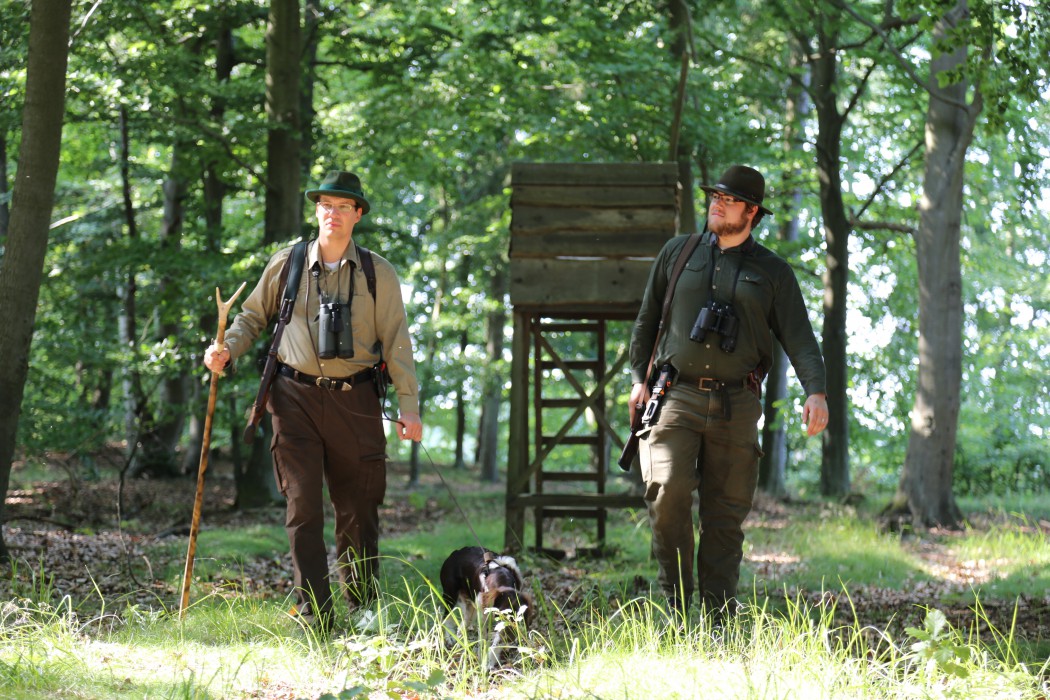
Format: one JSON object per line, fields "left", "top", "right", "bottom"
{"left": 305, "top": 188, "right": 370, "bottom": 215}
{"left": 701, "top": 184, "right": 772, "bottom": 216}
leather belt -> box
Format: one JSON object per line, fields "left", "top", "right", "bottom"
{"left": 678, "top": 375, "right": 747, "bottom": 420}
{"left": 277, "top": 364, "right": 374, "bottom": 391}
{"left": 679, "top": 376, "right": 746, "bottom": 391}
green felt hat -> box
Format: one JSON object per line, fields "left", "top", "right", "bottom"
{"left": 305, "top": 170, "right": 370, "bottom": 215}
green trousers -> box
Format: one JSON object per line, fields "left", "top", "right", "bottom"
{"left": 640, "top": 381, "right": 763, "bottom": 613}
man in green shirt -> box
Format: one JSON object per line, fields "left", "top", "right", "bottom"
{"left": 205, "top": 170, "right": 422, "bottom": 633}
{"left": 629, "top": 165, "right": 828, "bottom": 625}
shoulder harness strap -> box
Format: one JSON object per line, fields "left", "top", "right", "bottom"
{"left": 355, "top": 243, "right": 377, "bottom": 301}
{"left": 353, "top": 243, "right": 391, "bottom": 396}
{"left": 277, "top": 239, "right": 309, "bottom": 312}
{"left": 640, "top": 232, "right": 703, "bottom": 387}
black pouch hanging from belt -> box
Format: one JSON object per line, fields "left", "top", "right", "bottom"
{"left": 371, "top": 361, "right": 392, "bottom": 399}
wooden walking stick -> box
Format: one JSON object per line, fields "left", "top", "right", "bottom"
{"left": 179, "top": 281, "right": 246, "bottom": 617}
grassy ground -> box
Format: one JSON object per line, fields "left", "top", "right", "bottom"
{"left": 1, "top": 457, "right": 1048, "bottom": 698}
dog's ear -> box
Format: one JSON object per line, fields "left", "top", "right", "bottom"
{"left": 494, "top": 555, "right": 524, "bottom": 587}
{"left": 478, "top": 588, "right": 500, "bottom": 611}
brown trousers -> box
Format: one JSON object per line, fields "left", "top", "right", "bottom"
{"left": 640, "top": 381, "right": 763, "bottom": 614}
{"left": 268, "top": 374, "right": 387, "bottom": 618}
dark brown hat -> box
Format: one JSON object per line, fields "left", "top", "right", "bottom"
{"left": 305, "top": 170, "right": 370, "bottom": 215}
{"left": 700, "top": 165, "right": 772, "bottom": 216}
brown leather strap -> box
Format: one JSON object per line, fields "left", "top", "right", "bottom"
{"left": 640, "top": 232, "right": 704, "bottom": 389}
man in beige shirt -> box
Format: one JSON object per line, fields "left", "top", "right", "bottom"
{"left": 204, "top": 170, "right": 422, "bottom": 632}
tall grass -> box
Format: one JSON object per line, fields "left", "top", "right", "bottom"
{"left": 1, "top": 584, "right": 1046, "bottom": 699}
{"left": 1, "top": 485, "right": 1048, "bottom": 698}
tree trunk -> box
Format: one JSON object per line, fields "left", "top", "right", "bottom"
{"left": 238, "top": 0, "right": 303, "bottom": 509}
{"left": 760, "top": 53, "right": 809, "bottom": 497}
{"left": 809, "top": 29, "right": 851, "bottom": 497}
{"left": 184, "top": 22, "right": 236, "bottom": 475}
{"left": 890, "top": 0, "right": 977, "bottom": 529}
{"left": 142, "top": 147, "right": 187, "bottom": 478}
{"left": 453, "top": 254, "right": 471, "bottom": 470}
{"left": 409, "top": 248, "right": 448, "bottom": 485}
{"left": 668, "top": 0, "right": 696, "bottom": 235}
{"left": 0, "top": 0, "right": 73, "bottom": 564}
{"left": 453, "top": 328, "right": 469, "bottom": 470}
{"left": 116, "top": 107, "right": 155, "bottom": 478}
{"left": 301, "top": 0, "right": 320, "bottom": 183}
{"left": 759, "top": 343, "right": 790, "bottom": 496}
{"left": 264, "top": 0, "right": 302, "bottom": 245}
{"left": 478, "top": 266, "right": 507, "bottom": 483}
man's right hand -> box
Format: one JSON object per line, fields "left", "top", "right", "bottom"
{"left": 203, "top": 344, "right": 230, "bottom": 373}
{"left": 628, "top": 382, "right": 651, "bottom": 426}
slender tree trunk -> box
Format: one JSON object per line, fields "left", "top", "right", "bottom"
{"left": 669, "top": 0, "right": 697, "bottom": 234}
{"left": 117, "top": 106, "right": 153, "bottom": 477}
{"left": 760, "top": 54, "right": 810, "bottom": 497}
{"left": 142, "top": 147, "right": 187, "bottom": 478}
{"left": 0, "top": 0, "right": 73, "bottom": 564}
{"left": 301, "top": 0, "right": 319, "bottom": 186}
{"left": 478, "top": 266, "right": 507, "bottom": 483}
{"left": 453, "top": 329, "right": 469, "bottom": 470}
{"left": 810, "top": 30, "right": 851, "bottom": 497}
{"left": 760, "top": 344, "right": 789, "bottom": 495}
{"left": 409, "top": 250, "right": 447, "bottom": 485}
{"left": 890, "top": 0, "right": 977, "bottom": 529}
{"left": 453, "top": 254, "right": 471, "bottom": 470}
{"left": 184, "top": 23, "right": 236, "bottom": 475}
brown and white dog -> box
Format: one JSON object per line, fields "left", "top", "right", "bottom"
{"left": 439, "top": 546, "right": 536, "bottom": 670}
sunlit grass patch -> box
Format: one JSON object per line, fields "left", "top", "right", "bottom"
{"left": 946, "top": 520, "right": 1050, "bottom": 595}
{"left": 746, "top": 512, "right": 929, "bottom": 592}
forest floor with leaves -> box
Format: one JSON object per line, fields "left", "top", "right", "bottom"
{"left": 3, "top": 455, "right": 1049, "bottom": 650}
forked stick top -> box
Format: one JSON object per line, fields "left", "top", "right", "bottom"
{"left": 214, "top": 281, "right": 247, "bottom": 346}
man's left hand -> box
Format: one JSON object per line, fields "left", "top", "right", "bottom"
{"left": 397, "top": 411, "right": 423, "bottom": 442}
{"left": 802, "top": 393, "right": 829, "bottom": 437}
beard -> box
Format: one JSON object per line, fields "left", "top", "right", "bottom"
{"left": 708, "top": 213, "right": 749, "bottom": 238}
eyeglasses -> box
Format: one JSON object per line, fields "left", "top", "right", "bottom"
{"left": 709, "top": 192, "right": 743, "bottom": 205}
{"left": 317, "top": 201, "right": 359, "bottom": 215}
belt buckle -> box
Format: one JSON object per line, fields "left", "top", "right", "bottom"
{"left": 315, "top": 376, "right": 341, "bottom": 390}
{"left": 697, "top": 378, "right": 722, "bottom": 391}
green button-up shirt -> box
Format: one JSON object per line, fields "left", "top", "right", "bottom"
{"left": 224, "top": 239, "right": 420, "bottom": 413}
{"left": 630, "top": 232, "right": 826, "bottom": 396}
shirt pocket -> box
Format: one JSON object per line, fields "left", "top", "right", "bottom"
{"left": 676, "top": 256, "right": 711, "bottom": 294}
{"left": 736, "top": 269, "right": 771, "bottom": 309}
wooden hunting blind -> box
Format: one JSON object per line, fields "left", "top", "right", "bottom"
{"left": 504, "top": 162, "right": 682, "bottom": 557}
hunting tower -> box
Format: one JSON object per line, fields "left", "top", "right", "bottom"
{"left": 504, "top": 162, "right": 681, "bottom": 557}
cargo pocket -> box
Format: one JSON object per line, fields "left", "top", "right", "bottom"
{"left": 358, "top": 425, "right": 389, "bottom": 504}
{"left": 358, "top": 420, "right": 387, "bottom": 464}
{"left": 271, "top": 433, "right": 289, "bottom": 497}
